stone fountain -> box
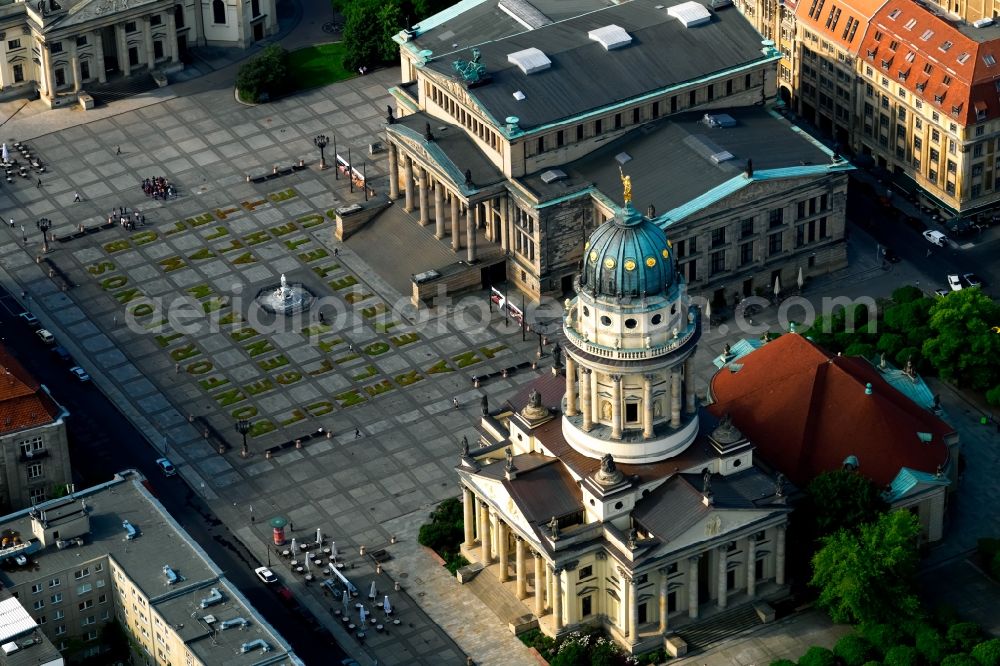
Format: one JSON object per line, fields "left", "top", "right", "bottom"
{"left": 256, "top": 274, "right": 314, "bottom": 315}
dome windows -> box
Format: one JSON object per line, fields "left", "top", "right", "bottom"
{"left": 582, "top": 306, "right": 590, "bottom": 317}
{"left": 589, "top": 251, "right": 598, "bottom": 263}
{"left": 625, "top": 318, "right": 638, "bottom": 329}
{"left": 600, "top": 316, "right": 612, "bottom": 326}
{"left": 651, "top": 314, "right": 662, "bottom": 325}
{"left": 623, "top": 259, "right": 637, "bottom": 271}
{"left": 661, "top": 248, "right": 670, "bottom": 258}
{"left": 603, "top": 258, "right": 616, "bottom": 270}
{"left": 645, "top": 257, "right": 657, "bottom": 268}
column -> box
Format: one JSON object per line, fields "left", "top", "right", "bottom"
{"left": 533, "top": 553, "right": 544, "bottom": 617}
{"left": 670, "top": 369, "right": 682, "bottom": 429}
{"left": 564, "top": 356, "right": 578, "bottom": 417}
{"left": 688, "top": 556, "right": 699, "bottom": 619}
{"left": 747, "top": 537, "right": 757, "bottom": 599}
{"left": 776, "top": 525, "right": 786, "bottom": 585}
{"left": 618, "top": 570, "right": 629, "bottom": 637}
{"left": 658, "top": 569, "right": 669, "bottom": 633}
{"left": 116, "top": 24, "right": 131, "bottom": 77}
{"left": 403, "top": 156, "right": 414, "bottom": 212}
{"left": 717, "top": 546, "right": 728, "bottom": 609}
{"left": 499, "top": 195, "right": 509, "bottom": 252}
{"left": 93, "top": 31, "right": 106, "bottom": 83}
{"left": 611, "top": 375, "right": 623, "bottom": 440}
{"left": 40, "top": 47, "right": 53, "bottom": 96}
{"left": 497, "top": 521, "right": 509, "bottom": 582}
{"left": 483, "top": 201, "right": 492, "bottom": 242}
{"left": 684, "top": 357, "right": 696, "bottom": 414}
{"left": 70, "top": 54, "right": 81, "bottom": 94}
{"left": 474, "top": 496, "right": 482, "bottom": 542}
{"left": 552, "top": 566, "right": 563, "bottom": 630}
{"left": 450, "top": 197, "right": 461, "bottom": 251}
{"left": 515, "top": 538, "right": 527, "bottom": 599}
{"left": 466, "top": 203, "right": 477, "bottom": 262}
{"left": 580, "top": 369, "right": 593, "bottom": 431}
{"left": 434, "top": 183, "right": 445, "bottom": 239}
{"left": 462, "top": 487, "right": 474, "bottom": 548}
{"left": 388, "top": 144, "right": 400, "bottom": 200}
{"left": 165, "top": 10, "right": 180, "bottom": 63}
{"left": 545, "top": 565, "right": 553, "bottom": 612}
{"left": 143, "top": 16, "right": 155, "bottom": 68}
{"left": 629, "top": 577, "right": 639, "bottom": 643}
{"left": 417, "top": 168, "right": 429, "bottom": 226}
{"left": 480, "top": 505, "right": 492, "bottom": 564}
{"left": 642, "top": 375, "right": 654, "bottom": 439}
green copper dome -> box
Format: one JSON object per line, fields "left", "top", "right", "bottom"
{"left": 579, "top": 203, "right": 677, "bottom": 298}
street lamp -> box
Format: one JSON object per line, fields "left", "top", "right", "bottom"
{"left": 314, "top": 135, "right": 329, "bottom": 170}
{"left": 235, "top": 419, "right": 251, "bottom": 458}
{"left": 36, "top": 218, "right": 51, "bottom": 253}
{"left": 333, "top": 135, "right": 339, "bottom": 179}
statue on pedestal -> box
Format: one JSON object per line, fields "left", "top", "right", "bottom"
{"left": 548, "top": 516, "right": 560, "bottom": 539}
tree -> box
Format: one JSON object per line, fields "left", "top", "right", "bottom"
{"left": 835, "top": 634, "right": 877, "bottom": 666}
{"left": 799, "top": 647, "right": 837, "bottom": 666}
{"left": 342, "top": 0, "right": 402, "bottom": 72}
{"left": 810, "top": 511, "right": 921, "bottom": 625}
{"left": 235, "top": 44, "right": 289, "bottom": 102}
{"left": 884, "top": 646, "right": 921, "bottom": 666}
{"left": 972, "top": 639, "right": 1000, "bottom": 666}
{"left": 914, "top": 624, "right": 947, "bottom": 664}
{"left": 803, "top": 470, "right": 887, "bottom": 539}
{"left": 922, "top": 289, "right": 1000, "bottom": 390}
{"left": 948, "top": 623, "right": 984, "bottom": 654}
{"left": 943, "top": 656, "right": 982, "bottom": 666}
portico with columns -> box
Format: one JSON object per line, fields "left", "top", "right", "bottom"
{"left": 456, "top": 193, "right": 790, "bottom": 655}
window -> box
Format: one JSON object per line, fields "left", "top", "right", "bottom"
{"left": 77, "top": 583, "right": 92, "bottom": 595}
{"left": 710, "top": 250, "right": 725, "bottom": 275}
{"left": 797, "top": 201, "right": 806, "bottom": 219}
{"left": 49, "top": 41, "right": 63, "bottom": 54}
{"left": 74, "top": 568, "right": 90, "bottom": 580}
{"left": 768, "top": 208, "right": 784, "bottom": 227}
{"left": 153, "top": 40, "right": 163, "bottom": 60}
{"left": 150, "top": 14, "right": 162, "bottom": 25}
{"left": 594, "top": 118, "right": 602, "bottom": 134}
{"left": 12, "top": 64, "right": 23, "bottom": 83}
{"left": 796, "top": 224, "right": 806, "bottom": 247}
{"left": 55, "top": 625, "right": 66, "bottom": 636}
{"left": 582, "top": 595, "right": 592, "bottom": 617}
{"left": 27, "top": 463, "right": 42, "bottom": 479}
{"left": 49, "top": 578, "right": 60, "bottom": 588}
{"left": 33, "top": 600, "right": 44, "bottom": 611}
{"left": 125, "top": 21, "right": 136, "bottom": 32}
{"left": 977, "top": 125, "right": 986, "bottom": 137}
{"left": 614, "top": 113, "right": 622, "bottom": 129}
{"left": 931, "top": 129, "right": 940, "bottom": 143}
{"left": 76, "top": 35, "right": 88, "bottom": 47}
{"left": 31, "top": 584, "right": 42, "bottom": 595}
{"left": 576, "top": 124, "right": 583, "bottom": 141}
{"left": 81, "top": 615, "right": 96, "bottom": 627}
{"left": 820, "top": 217, "right": 829, "bottom": 238}
{"left": 768, "top": 233, "right": 783, "bottom": 255}
{"left": 740, "top": 218, "right": 753, "bottom": 238}
{"left": 54, "top": 610, "right": 64, "bottom": 620}
{"left": 689, "top": 89, "right": 696, "bottom": 106}
{"left": 212, "top": 0, "right": 225, "bottom": 24}
{"left": 556, "top": 130, "right": 564, "bottom": 147}
{"left": 79, "top": 599, "right": 94, "bottom": 611}
{"left": 739, "top": 242, "right": 753, "bottom": 266}
{"left": 947, "top": 159, "right": 957, "bottom": 173}
{"left": 7, "top": 38, "right": 21, "bottom": 50}
{"left": 914, "top": 136, "right": 922, "bottom": 151}
{"left": 711, "top": 227, "right": 726, "bottom": 248}
{"left": 80, "top": 61, "right": 90, "bottom": 80}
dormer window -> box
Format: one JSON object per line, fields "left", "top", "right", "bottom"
{"left": 934, "top": 93, "right": 944, "bottom": 103}
{"left": 888, "top": 8, "right": 901, "bottom": 19}
{"left": 916, "top": 81, "right": 927, "bottom": 92}
{"left": 867, "top": 48, "right": 877, "bottom": 58}
{"left": 940, "top": 40, "right": 953, "bottom": 52}
{"left": 951, "top": 104, "right": 962, "bottom": 115}
{"left": 898, "top": 69, "right": 909, "bottom": 81}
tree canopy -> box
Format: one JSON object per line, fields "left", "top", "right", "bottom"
{"left": 235, "top": 44, "right": 289, "bottom": 103}
{"left": 341, "top": 0, "right": 402, "bottom": 72}
{"left": 802, "top": 470, "right": 887, "bottom": 541}
{"left": 810, "top": 510, "right": 922, "bottom": 625}
{"left": 922, "top": 288, "right": 1000, "bottom": 392}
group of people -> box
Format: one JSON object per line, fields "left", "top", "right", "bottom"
{"left": 109, "top": 206, "right": 144, "bottom": 231}
{"left": 142, "top": 176, "right": 175, "bottom": 199}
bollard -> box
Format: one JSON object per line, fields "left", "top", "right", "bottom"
{"left": 359, "top": 545, "right": 366, "bottom": 556}
{"left": 298, "top": 158, "right": 305, "bottom": 167}
{"left": 390, "top": 535, "right": 396, "bottom": 544}
{"left": 376, "top": 563, "right": 382, "bottom": 574}
{"left": 246, "top": 174, "right": 251, "bottom": 182}
{"left": 273, "top": 165, "right": 279, "bottom": 174}
{"left": 394, "top": 581, "right": 400, "bottom": 591}
{"left": 218, "top": 444, "right": 226, "bottom": 455}
{"left": 265, "top": 450, "right": 272, "bottom": 460}
{"left": 295, "top": 439, "right": 302, "bottom": 449}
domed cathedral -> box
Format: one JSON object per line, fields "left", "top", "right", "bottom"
{"left": 457, "top": 178, "right": 793, "bottom": 656}
{"left": 562, "top": 174, "right": 699, "bottom": 464}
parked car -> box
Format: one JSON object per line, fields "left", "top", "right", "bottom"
{"left": 934, "top": 288, "right": 950, "bottom": 298}
{"left": 947, "top": 274, "right": 963, "bottom": 291}
{"left": 962, "top": 273, "right": 984, "bottom": 288}
{"left": 155, "top": 457, "right": 177, "bottom": 477}
{"left": 709, "top": 0, "right": 733, "bottom": 8}
{"left": 51, "top": 346, "right": 72, "bottom": 363}
{"left": 69, "top": 366, "right": 90, "bottom": 382}
{"left": 922, "top": 230, "right": 949, "bottom": 246}
{"left": 36, "top": 329, "right": 55, "bottom": 345}
{"left": 19, "top": 312, "right": 39, "bottom": 328}
{"left": 255, "top": 567, "right": 278, "bottom": 584}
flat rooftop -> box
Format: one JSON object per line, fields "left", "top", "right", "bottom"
{"left": 0, "top": 473, "right": 298, "bottom": 666}
{"left": 414, "top": 0, "right": 772, "bottom": 129}
{"left": 521, "top": 107, "right": 836, "bottom": 212}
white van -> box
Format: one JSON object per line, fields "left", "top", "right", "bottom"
{"left": 922, "top": 230, "right": 948, "bottom": 246}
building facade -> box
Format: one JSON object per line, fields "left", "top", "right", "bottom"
{"left": 0, "top": 0, "right": 277, "bottom": 107}
{"left": 0, "top": 347, "right": 71, "bottom": 513}
{"left": 384, "top": 0, "right": 855, "bottom": 302}
{"left": 0, "top": 471, "right": 301, "bottom": 665}
{"left": 458, "top": 197, "right": 790, "bottom": 654}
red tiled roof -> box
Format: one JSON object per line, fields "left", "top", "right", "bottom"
{"left": 859, "top": 0, "right": 1000, "bottom": 125}
{"left": 0, "top": 346, "right": 62, "bottom": 436}
{"left": 793, "top": 0, "right": 886, "bottom": 54}
{"left": 708, "top": 334, "right": 953, "bottom": 487}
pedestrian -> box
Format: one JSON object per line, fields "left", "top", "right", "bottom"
{"left": 334, "top": 247, "right": 339, "bottom": 257}
{"left": 36, "top": 178, "right": 41, "bottom": 188}
{"left": 354, "top": 428, "right": 361, "bottom": 438}
{"left": 453, "top": 397, "right": 459, "bottom": 409}
{"left": 175, "top": 363, "right": 180, "bottom": 374}
{"left": 7, "top": 218, "right": 12, "bottom": 229}
{"left": 116, "top": 145, "right": 121, "bottom": 156}
{"left": 73, "top": 192, "right": 81, "bottom": 202}
{"left": 289, "top": 522, "right": 294, "bottom": 531}
{"left": 926, "top": 249, "right": 932, "bottom": 258}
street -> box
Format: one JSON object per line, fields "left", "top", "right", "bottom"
{"left": 0, "top": 286, "right": 343, "bottom": 666}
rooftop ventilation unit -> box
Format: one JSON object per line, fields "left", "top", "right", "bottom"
{"left": 703, "top": 113, "right": 737, "bottom": 128}
{"left": 122, "top": 520, "right": 138, "bottom": 540}
{"left": 513, "top": 90, "right": 526, "bottom": 100}
{"left": 221, "top": 617, "right": 250, "bottom": 631}
{"left": 1, "top": 643, "right": 18, "bottom": 656}
{"left": 203, "top": 615, "right": 217, "bottom": 625}
{"left": 163, "top": 565, "right": 179, "bottom": 585}
{"left": 588, "top": 25, "right": 633, "bottom": 50}
{"left": 199, "top": 588, "right": 223, "bottom": 609}
{"left": 498, "top": 0, "right": 552, "bottom": 30}
{"left": 668, "top": 1, "right": 712, "bottom": 27}
{"left": 240, "top": 639, "right": 272, "bottom": 654}
{"left": 974, "top": 17, "right": 994, "bottom": 27}
{"left": 507, "top": 48, "right": 551, "bottom": 74}
{"left": 710, "top": 151, "right": 735, "bottom": 164}
{"left": 615, "top": 152, "right": 632, "bottom": 165}
{"left": 540, "top": 169, "right": 567, "bottom": 183}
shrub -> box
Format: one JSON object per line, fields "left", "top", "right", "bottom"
{"left": 979, "top": 539, "right": 1000, "bottom": 563}
{"left": 417, "top": 497, "right": 466, "bottom": 573}
{"left": 914, "top": 624, "right": 947, "bottom": 664}
{"left": 884, "top": 646, "right": 921, "bottom": 666}
{"left": 235, "top": 44, "right": 289, "bottom": 102}
{"left": 771, "top": 660, "right": 797, "bottom": 666}
{"left": 860, "top": 623, "right": 906, "bottom": 656}
{"left": 799, "top": 646, "right": 836, "bottom": 666}
{"left": 932, "top": 605, "right": 961, "bottom": 628}
{"left": 836, "top": 634, "right": 877, "bottom": 666}
{"left": 942, "top": 656, "right": 981, "bottom": 666}
{"left": 518, "top": 629, "right": 556, "bottom": 659}
{"left": 972, "top": 639, "right": 1000, "bottom": 666}
{"left": 947, "top": 623, "right": 983, "bottom": 654}
{"left": 862, "top": 661, "right": 883, "bottom": 666}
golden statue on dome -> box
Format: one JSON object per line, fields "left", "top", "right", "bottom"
{"left": 619, "top": 166, "right": 632, "bottom": 204}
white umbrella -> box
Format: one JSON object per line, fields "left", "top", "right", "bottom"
{"left": 359, "top": 606, "right": 368, "bottom": 625}
{"left": 342, "top": 589, "right": 350, "bottom": 613}
{"left": 315, "top": 528, "right": 322, "bottom": 547}
{"left": 773, "top": 275, "right": 781, "bottom": 297}
{"left": 369, "top": 580, "right": 377, "bottom": 600}
{"left": 290, "top": 538, "right": 298, "bottom": 555}
{"left": 330, "top": 541, "right": 337, "bottom": 562}
{"left": 705, "top": 301, "right": 712, "bottom": 320}
{"left": 1, "top": 144, "right": 8, "bottom": 163}
{"left": 797, "top": 267, "right": 804, "bottom": 290}
{"left": 305, "top": 556, "right": 311, "bottom": 573}
{"left": 383, "top": 595, "right": 392, "bottom": 615}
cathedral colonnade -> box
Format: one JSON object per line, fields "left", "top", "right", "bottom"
{"left": 459, "top": 484, "right": 787, "bottom": 641}
{"left": 387, "top": 141, "right": 516, "bottom": 264}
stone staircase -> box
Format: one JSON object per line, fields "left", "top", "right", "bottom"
{"left": 463, "top": 566, "right": 532, "bottom": 627}
{"left": 674, "top": 604, "right": 763, "bottom": 652}
{"left": 88, "top": 73, "right": 158, "bottom": 105}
